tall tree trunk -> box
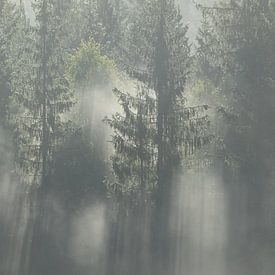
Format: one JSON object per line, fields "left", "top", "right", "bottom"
{"left": 41, "top": 0, "right": 48, "bottom": 186}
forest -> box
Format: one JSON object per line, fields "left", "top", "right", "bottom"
{"left": 0, "top": 0, "right": 275, "bottom": 274}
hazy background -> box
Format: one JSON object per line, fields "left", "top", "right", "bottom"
{"left": 1, "top": 1, "right": 275, "bottom": 275}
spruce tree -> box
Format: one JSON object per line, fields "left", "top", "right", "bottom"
{"left": 74, "top": 0, "right": 125, "bottom": 55}
{"left": 14, "top": 0, "right": 73, "bottom": 185}
{"left": 0, "top": 0, "right": 16, "bottom": 127}
{"left": 114, "top": 0, "right": 211, "bottom": 198}
{"left": 106, "top": 0, "right": 211, "bottom": 270}
{"left": 196, "top": 1, "right": 275, "bottom": 273}
{"left": 105, "top": 85, "right": 157, "bottom": 204}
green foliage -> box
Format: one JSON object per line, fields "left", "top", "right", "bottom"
{"left": 105, "top": 0, "right": 211, "bottom": 202}
{"left": 105, "top": 85, "right": 211, "bottom": 199}
{"left": 66, "top": 0, "right": 126, "bottom": 57}
{"left": 104, "top": 85, "right": 157, "bottom": 199}
{"left": 0, "top": 0, "right": 18, "bottom": 127}
{"left": 10, "top": 0, "right": 74, "bottom": 184}
{"left": 196, "top": 0, "right": 275, "bottom": 171}
{"left": 68, "top": 39, "right": 115, "bottom": 87}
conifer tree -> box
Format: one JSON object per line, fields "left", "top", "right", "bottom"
{"left": 112, "top": 0, "right": 211, "bottom": 196}
{"left": 106, "top": 1, "right": 211, "bottom": 270}
{"left": 0, "top": 0, "right": 16, "bottom": 127}
{"left": 196, "top": 0, "right": 275, "bottom": 167}
{"left": 196, "top": 1, "right": 275, "bottom": 272}
{"left": 74, "top": 0, "right": 125, "bottom": 55}
{"left": 105, "top": 85, "right": 157, "bottom": 204}
{"left": 14, "top": 0, "right": 73, "bottom": 185}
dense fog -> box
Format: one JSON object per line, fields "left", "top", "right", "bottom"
{"left": 1, "top": 0, "right": 275, "bottom": 274}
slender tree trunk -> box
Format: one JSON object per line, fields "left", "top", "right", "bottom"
{"left": 41, "top": 0, "right": 48, "bottom": 186}
{"left": 153, "top": 8, "right": 172, "bottom": 272}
